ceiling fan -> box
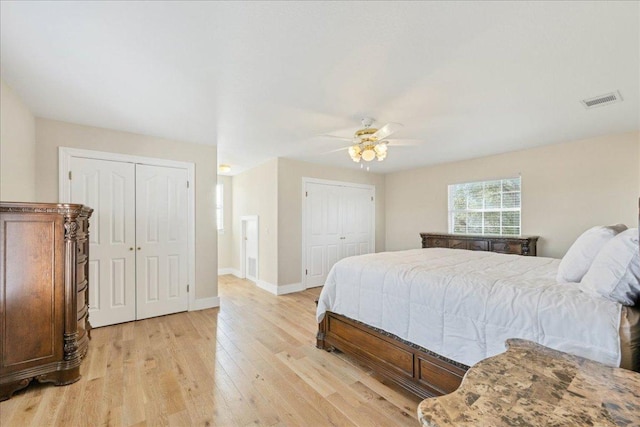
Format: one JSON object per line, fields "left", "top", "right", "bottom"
{"left": 323, "top": 117, "right": 407, "bottom": 163}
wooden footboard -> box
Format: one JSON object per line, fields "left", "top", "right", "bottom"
{"left": 317, "top": 311, "right": 468, "bottom": 399}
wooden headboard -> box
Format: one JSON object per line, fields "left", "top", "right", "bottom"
{"left": 420, "top": 232, "right": 538, "bottom": 256}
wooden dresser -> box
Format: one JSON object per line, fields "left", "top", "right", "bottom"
{"left": 0, "top": 202, "right": 93, "bottom": 400}
{"left": 420, "top": 233, "right": 538, "bottom": 256}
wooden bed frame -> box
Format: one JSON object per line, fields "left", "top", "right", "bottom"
{"left": 316, "top": 311, "right": 468, "bottom": 399}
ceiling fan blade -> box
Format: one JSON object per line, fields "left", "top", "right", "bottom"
{"left": 372, "top": 122, "right": 403, "bottom": 140}
{"left": 385, "top": 138, "right": 422, "bottom": 146}
{"left": 326, "top": 147, "right": 349, "bottom": 154}
{"left": 320, "top": 134, "right": 353, "bottom": 142}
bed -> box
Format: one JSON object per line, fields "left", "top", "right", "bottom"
{"left": 316, "top": 232, "right": 640, "bottom": 399}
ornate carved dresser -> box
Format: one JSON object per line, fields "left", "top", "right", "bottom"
{"left": 420, "top": 233, "right": 538, "bottom": 256}
{"left": 0, "top": 202, "right": 93, "bottom": 400}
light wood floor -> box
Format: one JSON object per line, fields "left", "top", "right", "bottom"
{"left": 0, "top": 275, "right": 420, "bottom": 426}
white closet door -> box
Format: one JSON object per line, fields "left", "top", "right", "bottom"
{"left": 341, "top": 186, "right": 374, "bottom": 258}
{"left": 305, "top": 183, "right": 342, "bottom": 287}
{"left": 69, "top": 157, "right": 136, "bottom": 327}
{"left": 135, "top": 164, "right": 189, "bottom": 320}
{"left": 304, "top": 181, "right": 374, "bottom": 288}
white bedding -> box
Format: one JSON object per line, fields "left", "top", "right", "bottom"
{"left": 316, "top": 248, "right": 623, "bottom": 367}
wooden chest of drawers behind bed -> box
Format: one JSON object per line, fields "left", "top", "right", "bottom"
{"left": 420, "top": 233, "right": 539, "bottom": 256}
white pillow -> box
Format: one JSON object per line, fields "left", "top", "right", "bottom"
{"left": 556, "top": 224, "right": 628, "bottom": 283}
{"left": 581, "top": 228, "right": 640, "bottom": 306}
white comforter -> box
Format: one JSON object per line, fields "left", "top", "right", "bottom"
{"left": 316, "top": 248, "right": 622, "bottom": 367}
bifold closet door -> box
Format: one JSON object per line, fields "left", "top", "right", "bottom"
{"left": 69, "top": 157, "right": 190, "bottom": 326}
{"left": 340, "top": 186, "right": 374, "bottom": 258}
{"left": 305, "top": 183, "right": 342, "bottom": 287}
{"left": 69, "top": 157, "right": 136, "bottom": 327}
{"left": 304, "top": 182, "right": 374, "bottom": 288}
{"left": 135, "top": 164, "right": 189, "bottom": 320}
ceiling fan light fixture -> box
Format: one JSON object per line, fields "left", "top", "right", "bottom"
{"left": 374, "top": 142, "right": 388, "bottom": 155}
{"left": 349, "top": 145, "right": 362, "bottom": 162}
{"left": 361, "top": 147, "right": 376, "bottom": 162}
{"left": 341, "top": 118, "right": 402, "bottom": 166}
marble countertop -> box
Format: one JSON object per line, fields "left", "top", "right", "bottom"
{"left": 418, "top": 339, "right": 640, "bottom": 427}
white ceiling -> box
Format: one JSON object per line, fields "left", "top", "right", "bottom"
{"left": 1, "top": 1, "right": 638, "bottom": 175}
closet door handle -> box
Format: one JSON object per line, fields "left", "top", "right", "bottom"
{"left": 137, "top": 247, "right": 141, "bottom": 250}
{"left": 129, "top": 247, "right": 133, "bottom": 251}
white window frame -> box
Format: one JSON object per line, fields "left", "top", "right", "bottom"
{"left": 216, "top": 182, "right": 224, "bottom": 233}
{"left": 447, "top": 177, "right": 522, "bottom": 236}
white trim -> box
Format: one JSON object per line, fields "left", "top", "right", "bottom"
{"left": 240, "top": 215, "right": 259, "bottom": 281}
{"left": 305, "top": 283, "right": 324, "bottom": 289}
{"left": 276, "top": 282, "right": 305, "bottom": 295}
{"left": 301, "top": 177, "right": 376, "bottom": 289}
{"left": 192, "top": 296, "right": 220, "bottom": 311}
{"left": 301, "top": 177, "right": 376, "bottom": 190}
{"left": 255, "top": 280, "right": 304, "bottom": 295}
{"left": 255, "top": 279, "right": 277, "bottom": 294}
{"left": 218, "top": 268, "right": 241, "bottom": 276}
{"left": 58, "top": 147, "right": 199, "bottom": 312}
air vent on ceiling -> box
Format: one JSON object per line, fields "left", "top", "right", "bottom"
{"left": 580, "top": 91, "right": 623, "bottom": 109}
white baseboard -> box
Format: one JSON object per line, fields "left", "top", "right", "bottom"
{"left": 218, "top": 268, "right": 241, "bottom": 277}
{"left": 190, "top": 296, "right": 220, "bottom": 311}
{"left": 255, "top": 280, "right": 277, "bottom": 294}
{"left": 304, "top": 283, "right": 324, "bottom": 289}
{"left": 255, "top": 280, "right": 304, "bottom": 295}
{"left": 276, "top": 282, "right": 305, "bottom": 295}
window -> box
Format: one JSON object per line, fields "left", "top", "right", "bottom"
{"left": 216, "top": 183, "right": 224, "bottom": 232}
{"left": 448, "top": 177, "right": 521, "bottom": 236}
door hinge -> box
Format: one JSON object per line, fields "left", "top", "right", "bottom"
{"left": 305, "top": 191, "right": 308, "bottom": 197}
{"left": 187, "top": 181, "right": 190, "bottom": 188}
{"left": 68, "top": 171, "right": 72, "bottom": 180}
{"left": 371, "top": 196, "right": 374, "bottom": 201}
{"left": 305, "top": 269, "right": 308, "bottom": 275}
{"left": 187, "top": 284, "right": 190, "bottom": 292}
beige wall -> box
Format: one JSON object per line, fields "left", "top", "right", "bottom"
{"left": 231, "top": 159, "right": 279, "bottom": 285}
{"left": 277, "top": 158, "right": 386, "bottom": 286}
{"left": 217, "top": 174, "right": 233, "bottom": 270}
{"left": 0, "top": 79, "right": 36, "bottom": 201}
{"left": 35, "top": 118, "right": 218, "bottom": 300}
{"left": 385, "top": 131, "right": 640, "bottom": 258}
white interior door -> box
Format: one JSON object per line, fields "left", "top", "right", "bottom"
{"left": 303, "top": 181, "right": 375, "bottom": 288}
{"left": 135, "top": 164, "right": 189, "bottom": 320}
{"left": 341, "top": 186, "right": 374, "bottom": 258}
{"left": 69, "top": 157, "right": 136, "bottom": 327}
{"left": 305, "top": 183, "right": 341, "bottom": 287}
{"left": 243, "top": 217, "right": 258, "bottom": 282}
